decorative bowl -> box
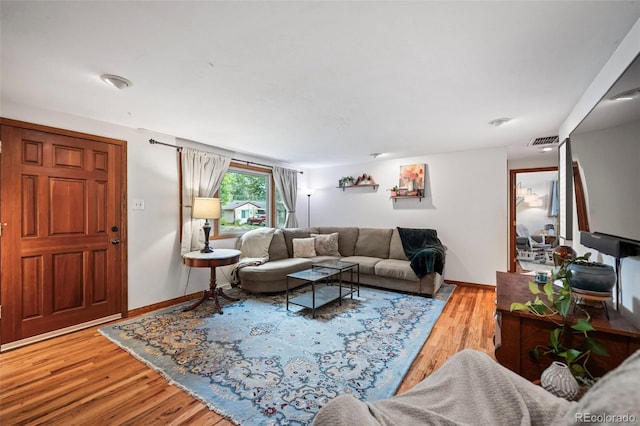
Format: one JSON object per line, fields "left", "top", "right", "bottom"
{"left": 568, "top": 262, "right": 616, "bottom": 293}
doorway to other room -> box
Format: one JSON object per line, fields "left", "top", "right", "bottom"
{"left": 509, "top": 167, "right": 558, "bottom": 272}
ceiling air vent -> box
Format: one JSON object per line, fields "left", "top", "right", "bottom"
{"left": 528, "top": 136, "right": 559, "bottom": 147}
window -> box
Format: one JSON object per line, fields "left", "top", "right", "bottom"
{"left": 215, "top": 162, "right": 287, "bottom": 236}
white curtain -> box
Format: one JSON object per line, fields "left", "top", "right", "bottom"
{"left": 181, "top": 148, "right": 231, "bottom": 254}
{"left": 273, "top": 166, "right": 299, "bottom": 228}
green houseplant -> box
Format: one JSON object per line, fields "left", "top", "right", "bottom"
{"left": 510, "top": 253, "right": 608, "bottom": 385}
{"left": 339, "top": 176, "right": 355, "bottom": 187}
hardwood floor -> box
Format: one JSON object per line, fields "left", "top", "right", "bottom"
{"left": 0, "top": 284, "right": 496, "bottom": 425}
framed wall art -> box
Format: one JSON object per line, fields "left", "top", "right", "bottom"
{"left": 399, "top": 163, "right": 425, "bottom": 195}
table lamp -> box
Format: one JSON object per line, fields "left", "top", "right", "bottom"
{"left": 192, "top": 197, "right": 221, "bottom": 253}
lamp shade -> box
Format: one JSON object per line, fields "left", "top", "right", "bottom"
{"left": 192, "top": 197, "right": 221, "bottom": 219}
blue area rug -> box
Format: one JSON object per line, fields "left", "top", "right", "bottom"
{"left": 99, "top": 285, "right": 452, "bottom": 425}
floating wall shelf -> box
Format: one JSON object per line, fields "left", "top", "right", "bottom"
{"left": 391, "top": 196, "right": 423, "bottom": 202}
{"left": 337, "top": 184, "right": 379, "bottom": 191}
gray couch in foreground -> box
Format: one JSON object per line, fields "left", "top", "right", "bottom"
{"left": 235, "top": 226, "right": 445, "bottom": 296}
{"left": 312, "top": 348, "right": 640, "bottom": 426}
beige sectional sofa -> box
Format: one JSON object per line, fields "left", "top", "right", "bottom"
{"left": 235, "top": 226, "right": 445, "bottom": 296}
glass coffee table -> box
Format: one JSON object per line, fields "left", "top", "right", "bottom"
{"left": 286, "top": 260, "right": 360, "bottom": 318}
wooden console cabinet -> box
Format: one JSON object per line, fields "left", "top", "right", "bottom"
{"left": 495, "top": 272, "right": 640, "bottom": 381}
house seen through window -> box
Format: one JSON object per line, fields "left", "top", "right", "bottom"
{"left": 215, "top": 163, "right": 286, "bottom": 236}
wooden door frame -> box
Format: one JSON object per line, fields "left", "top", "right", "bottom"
{"left": 0, "top": 118, "right": 128, "bottom": 319}
{"left": 508, "top": 166, "right": 557, "bottom": 272}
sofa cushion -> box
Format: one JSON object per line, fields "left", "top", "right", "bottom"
{"left": 293, "top": 237, "right": 317, "bottom": 258}
{"left": 310, "top": 255, "right": 342, "bottom": 264}
{"left": 316, "top": 227, "right": 359, "bottom": 257}
{"left": 238, "top": 258, "right": 313, "bottom": 282}
{"left": 374, "top": 259, "right": 419, "bottom": 282}
{"left": 354, "top": 228, "right": 393, "bottom": 259}
{"left": 268, "top": 229, "right": 288, "bottom": 261}
{"left": 239, "top": 227, "right": 275, "bottom": 259}
{"left": 388, "top": 228, "right": 409, "bottom": 260}
{"left": 311, "top": 232, "right": 341, "bottom": 256}
{"left": 340, "top": 256, "right": 382, "bottom": 275}
{"left": 283, "top": 227, "right": 318, "bottom": 257}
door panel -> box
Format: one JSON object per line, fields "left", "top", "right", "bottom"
{"left": 1, "top": 119, "right": 127, "bottom": 346}
{"left": 50, "top": 178, "right": 86, "bottom": 235}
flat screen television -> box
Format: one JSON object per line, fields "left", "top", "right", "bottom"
{"left": 569, "top": 53, "right": 640, "bottom": 248}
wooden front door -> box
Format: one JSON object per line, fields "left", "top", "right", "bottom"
{"left": 0, "top": 119, "right": 127, "bottom": 349}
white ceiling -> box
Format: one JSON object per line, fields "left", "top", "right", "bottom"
{"left": 2, "top": 1, "right": 639, "bottom": 168}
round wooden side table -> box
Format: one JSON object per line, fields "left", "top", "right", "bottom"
{"left": 182, "top": 248, "right": 241, "bottom": 314}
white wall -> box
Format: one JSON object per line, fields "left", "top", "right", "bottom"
{"left": 560, "top": 17, "right": 640, "bottom": 328}
{"left": 508, "top": 154, "right": 557, "bottom": 170}
{"left": 305, "top": 148, "right": 508, "bottom": 286}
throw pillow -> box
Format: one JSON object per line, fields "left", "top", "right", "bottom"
{"left": 239, "top": 227, "right": 276, "bottom": 259}
{"left": 310, "top": 232, "right": 341, "bottom": 256}
{"left": 292, "top": 237, "right": 317, "bottom": 258}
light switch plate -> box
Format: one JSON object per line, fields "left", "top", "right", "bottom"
{"left": 132, "top": 199, "right": 145, "bottom": 210}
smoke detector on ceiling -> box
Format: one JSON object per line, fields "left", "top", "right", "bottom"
{"left": 528, "top": 136, "right": 559, "bottom": 148}
{"left": 100, "top": 74, "right": 133, "bottom": 90}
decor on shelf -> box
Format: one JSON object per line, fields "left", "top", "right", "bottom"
{"left": 515, "top": 182, "right": 529, "bottom": 197}
{"left": 388, "top": 185, "right": 399, "bottom": 197}
{"left": 540, "top": 361, "right": 581, "bottom": 400}
{"left": 399, "top": 164, "right": 425, "bottom": 193}
{"left": 338, "top": 176, "right": 355, "bottom": 187}
{"left": 521, "top": 188, "right": 541, "bottom": 206}
{"left": 192, "top": 197, "right": 221, "bottom": 253}
{"left": 515, "top": 181, "right": 552, "bottom": 208}
{"left": 510, "top": 253, "right": 609, "bottom": 384}
{"left": 337, "top": 175, "right": 379, "bottom": 191}
{"left": 354, "top": 173, "right": 376, "bottom": 185}
{"left": 390, "top": 188, "right": 425, "bottom": 201}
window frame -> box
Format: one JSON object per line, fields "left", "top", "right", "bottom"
{"left": 212, "top": 162, "right": 277, "bottom": 239}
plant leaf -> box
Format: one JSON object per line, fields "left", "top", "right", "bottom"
{"left": 531, "top": 302, "right": 548, "bottom": 315}
{"left": 529, "top": 348, "right": 540, "bottom": 362}
{"left": 550, "top": 328, "right": 561, "bottom": 351}
{"left": 571, "top": 318, "right": 595, "bottom": 332}
{"left": 562, "top": 348, "right": 582, "bottom": 364}
{"left": 543, "top": 281, "right": 555, "bottom": 301}
{"left": 558, "top": 297, "right": 572, "bottom": 317}
{"left": 583, "top": 338, "right": 609, "bottom": 356}
{"left": 529, "top": 281, "right": 542, "bottom": 295}
{"left": 570, "top": 363, "right": 586, "bottom": 378}
{"left": 510, "top": 302, "right": 529, "bottom": 312}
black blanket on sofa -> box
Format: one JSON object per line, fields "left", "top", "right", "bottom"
{"left": 397, "top": 227, "right": 445, "bottom": 278}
